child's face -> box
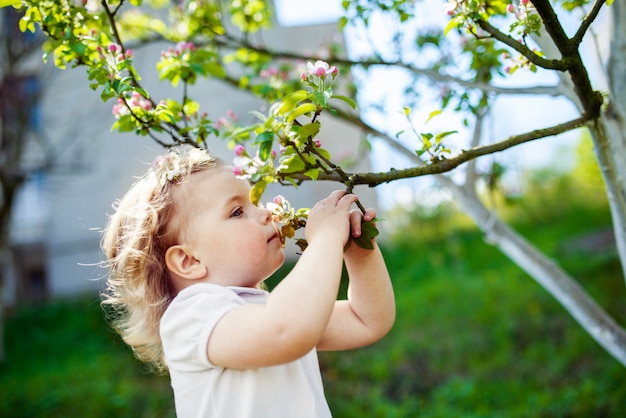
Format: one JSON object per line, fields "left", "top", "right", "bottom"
{"left": 172, "top": 166, "right": 285, "bottom": 288}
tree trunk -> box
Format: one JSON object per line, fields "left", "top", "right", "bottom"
{"left": 446, "top": 179, "right": 626, "bottom": 366}
{"left": 532, "top": 4, "right": 626, "bottom": 283}
{"left": 376, "top": 129, "right": 626, "bottom": 365}
{"left": 599, "top": 0, "right": 626, "bottom": 283}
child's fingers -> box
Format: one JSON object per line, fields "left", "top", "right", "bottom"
{"left": 363, "top": 207, "right": 376, "bottom": 222}
{"left": 349, "top": 210, "right": 363, "bottom": 237}
{"left": 337, "top": 192, "right": 358, "bottom": 209}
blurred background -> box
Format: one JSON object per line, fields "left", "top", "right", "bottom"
{"left": 1, "top": 0, "right": 625, "bottom": 417}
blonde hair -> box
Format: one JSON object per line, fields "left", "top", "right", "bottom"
{"left": 101, "top": 147, "right": 220, "bottom": 372}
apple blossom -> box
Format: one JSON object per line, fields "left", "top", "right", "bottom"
{"left": 234, "top": 144, "right": 247, "bottom": 157}
{"left": 153, "top": 154, "right": 181, "bottom": 181}
{"left": 306, "top": 60, "right": 338, "bottom": 78}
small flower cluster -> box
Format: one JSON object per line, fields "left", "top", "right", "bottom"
{"left": 502, "top": 50, "right": 540, "bottom": 74}
{"left": 232, "top": 145, "right": 276, "bottom": 178}
{"left": 80, "top": 0, "right": 101, "bottom": 14}
{"left": 112, "top": 91, "right": 152, "bottom": 119}
{"left": 444, "top": 0, "right": 462, "bottom": 16}
{"left": 265, "top": 195, "right": 310, "bottom": 245}
{"left": 300, "top": 60, "right": 338, "bottom": 83}
{"left": 96, "top": 43, "right": 133, "bottom": 65}
{"left": 160, "top": 41, "right": 196, "bottom": 59}
{"left": 260, "top": 67, "right": 288, "bottom": 81}
{"left": 443, "top": 0, "right": 487, "bottom": 17}
{"left": 506, "top": 0, "right": 531, "bottom": 17}
{"left": 265, "top": 195, "right": 295, "bottom": 224}
{"left": 152, "top": 153, "right": 182, "bottom": 182}
{"left": 213, "top": 109, "right": 239, "bottom": 130}
{"left": 506, "top": 0, "right": 541, "bottom": 37}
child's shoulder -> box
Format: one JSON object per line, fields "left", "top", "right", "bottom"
{"left": 169, "top": 283, "right": 268, "bottom": 310}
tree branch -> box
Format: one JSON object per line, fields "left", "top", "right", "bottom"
{"left": 299, "top": 114, "right": 592, "bottom": 187}
{"left": 571, "top": 0, "right": 607, "bottom": 47}
{"left": 474, "top": 19, "right": 568, "bottom": 71}
{"left": 532, "top": 0, "right": 604, "bottom": 118}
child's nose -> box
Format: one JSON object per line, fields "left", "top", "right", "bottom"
{"left": 259, "top": 207, "right": 272, "bottom": 223}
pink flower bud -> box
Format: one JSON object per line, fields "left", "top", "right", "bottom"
{"left": 234, "top": 144, "right": 246, "bottom": 157}
{"left": 300, "top": 72, "right": 308, "bottom": 81}
{"left": 232, "top": 166, "right": 244, "bottom": 176}
{"left": 108, "top": 44, "right": 118, "bottom": 53}
{"left": 226, "top": 109, "right": 238, "bottom": 121}
{"left": 506, "top": 4, "right": 515, "bottom": 13}
{"left": 314, "top": 139, "right": 322, "bottom": 148}
{"left": 521, "top": 0, "right": 529, "bottom": 4}
{"left": 273, "top": 195, "right": 284, "bottom": 205}
{"left": 152, "top": 155, "right": 165, "bottom": 169}
{"left": 315, "top": 67, "right": 326, "bottom": 77}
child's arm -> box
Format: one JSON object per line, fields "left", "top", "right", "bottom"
{"left": 317, "top": 207, "right": 396, "bottom": 351}
{"left": 206, "top": 190, "right": 357, "bottom": 369}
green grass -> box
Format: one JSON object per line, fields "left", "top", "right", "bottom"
{"left": 0, "top": 299, "right": 175, "bottom": 418}
{"left": 2, "top": 174, "right": 626, "bottom": 417}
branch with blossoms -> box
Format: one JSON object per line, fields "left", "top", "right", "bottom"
{"left": 229, "top": 60, "right": 379, "bottom": 250}
{"left": 7, "top": 0, "right": 608, "bottom": 251}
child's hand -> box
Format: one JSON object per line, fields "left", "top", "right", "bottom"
{"left": 345, "top": 207, "right": 379, "bottom": 257}
{"left": 305, "top": 190, "right": 358, "bottom": 247}
{"left": 349, "top": 207, "right": 376, "bottom": 239}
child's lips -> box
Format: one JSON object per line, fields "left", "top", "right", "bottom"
{"left": 271, "top": 222, "right": 284, "bottom": 246}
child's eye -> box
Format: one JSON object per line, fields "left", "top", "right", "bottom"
{"left": 231, "top": 207, "right": 244, "bottom": 218}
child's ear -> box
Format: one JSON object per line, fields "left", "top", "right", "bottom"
{"left": 165, "top": 245, "right": 207, "bottom": 281}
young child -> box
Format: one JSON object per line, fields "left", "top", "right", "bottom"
{"left": 101, "top": 146, "right": 395, "bottom": 417}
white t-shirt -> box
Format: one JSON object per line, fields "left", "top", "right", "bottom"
{"left": 160, "top": 283, "right": 333, "bottom": 418}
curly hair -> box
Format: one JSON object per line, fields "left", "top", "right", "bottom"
{"left": 101, "top": 147, "right": 220, "bottom": 372}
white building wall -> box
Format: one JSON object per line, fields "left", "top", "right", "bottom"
{"left": 34, "top": 22, "right": 376, "bottom": 300}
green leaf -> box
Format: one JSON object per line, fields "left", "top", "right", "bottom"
{"left": 254, "top": 130, "right": 274, "bottom": 145}
{"left": 352, "top": 234, "right": 374, "bottom": 250}
{"left": 330, "top": 94, "right": 357, "bottom": 109}
{"left": 298, "top": 122, "right": 321, "bottom": 139}
{"left": 426, "top": 109, "right": 442, "bottom": 124}
{"left": 286, "top": 103, "right": 317, "bottom": 123}
{"left": 339, "top": 16, "right": 348, "bottom": 30}
{"left": 249, "top": 180, "right": 267, "bottom": 206}
{"left": 276, "top": 90, "right": 309, "bottom": 115}
{"left": 231, "top": 124, "right": 257, "bottom": 139}
{"left": 1, "top": 0, "right": 23, "bottom": 7}
{"left": 304, "top": 168, "right": 320, "bottom": 181}
{"left": 435, "top": 130, "right": 458, "bottom": 143}
{"left": 312, "top": 91, "right": 327, "bottom": 108}
{"left": 444, "top": 16, "right": 461, "bottom": 36}
{"left": 361, "top": 219, "right": 380, "bottom": 239}
{"left": 258, "top": 140, "right": 273, "bottom": 161}
{"left": 295, "top": 238, "right": 308, "bottom": 252}
{"left": 278, "top": 155, "right": 306, "bottom": 173}
{"left": 344, "top": 218, "right": 379, "bottom": 251}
